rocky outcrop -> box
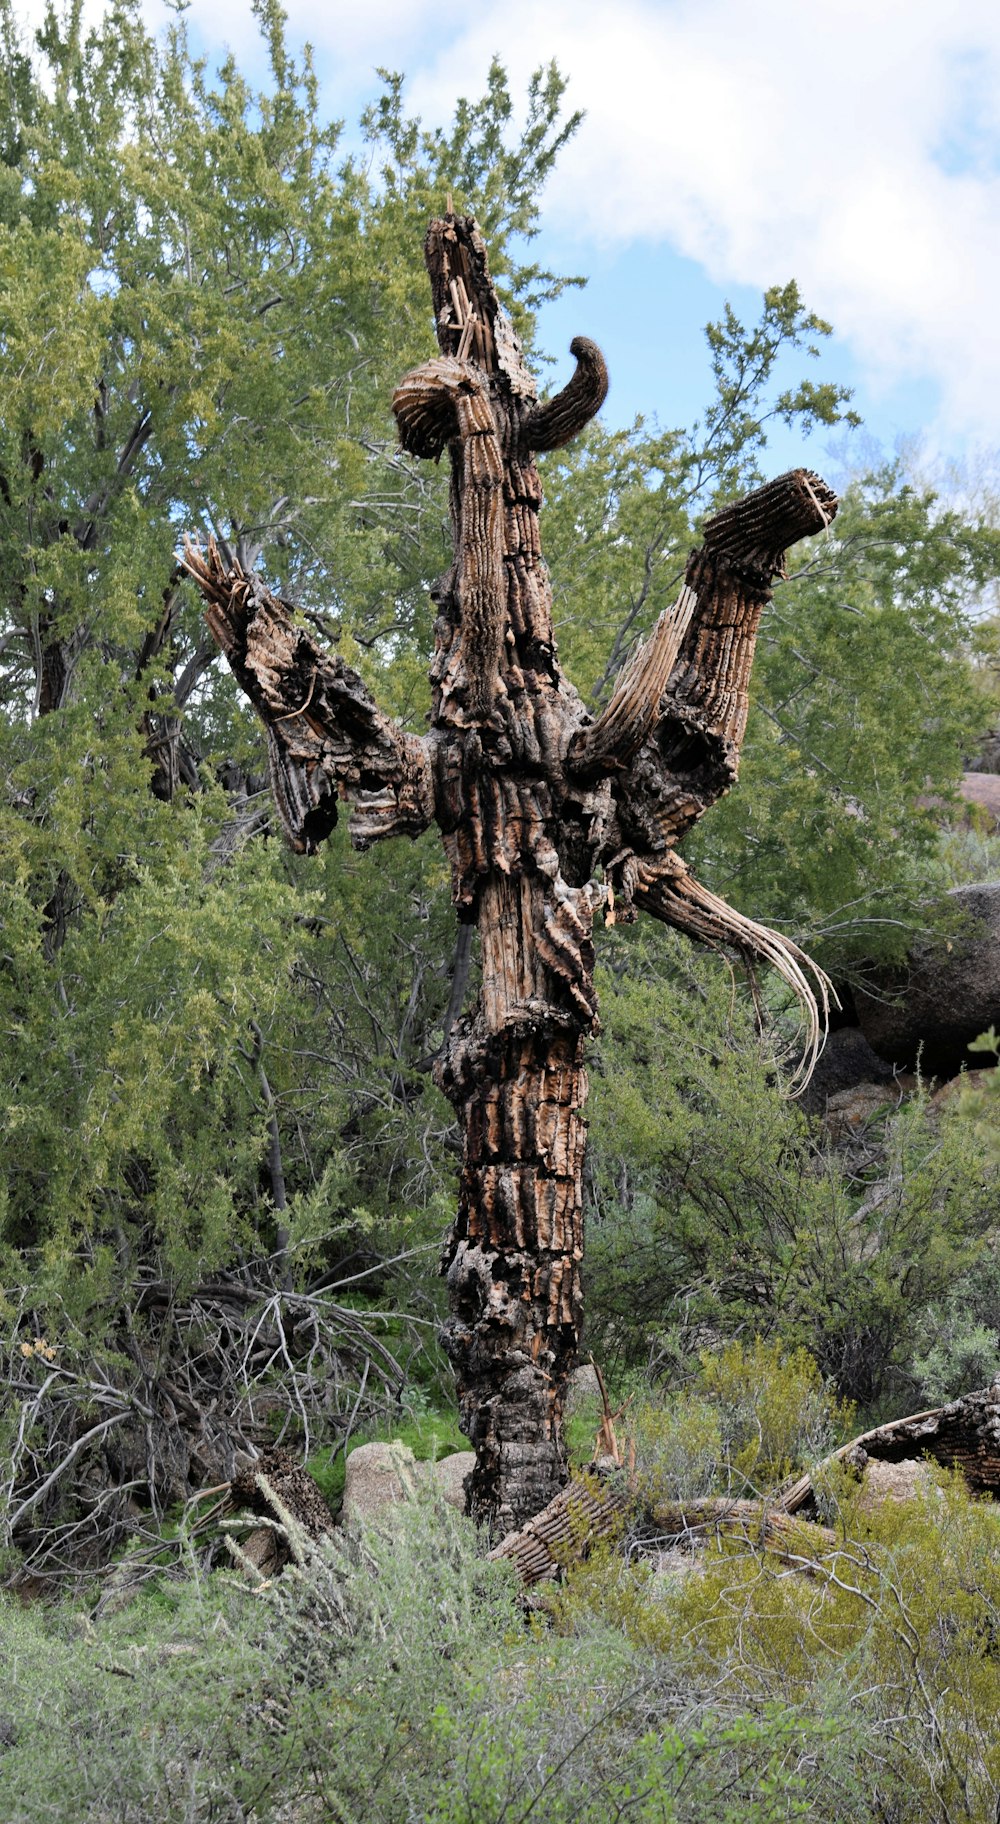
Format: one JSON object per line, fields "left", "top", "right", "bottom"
{"left": 854, "top": 882, "right": 1000, "bottom": 1077}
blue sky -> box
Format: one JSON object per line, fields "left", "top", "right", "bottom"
{"left": 22, "top": 0, "right": 1000, "bottom": 485}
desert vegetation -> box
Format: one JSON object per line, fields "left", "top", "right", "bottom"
{"left": 3, "top": 4, "right": 1000, "bottom": 1818}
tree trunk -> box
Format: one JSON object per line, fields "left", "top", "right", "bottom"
{"left": 188, "top": 211, "right": 839, "bottom": 1536}
{"left": 439, "top": 884, "right": 592, "bottom": 1531}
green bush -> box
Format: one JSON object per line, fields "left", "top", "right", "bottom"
{"left": 554, "top": 1467, "right": 1000, "bottom": 1823}
{"left": 585, "top": 925, "right": 1000, "bottom": 1415}
{"left": 12, "top": 1464, "right": 1000, "bottom": 1822}
{"left": 627, "top": 1339, "right": 853, "bottom": 1505}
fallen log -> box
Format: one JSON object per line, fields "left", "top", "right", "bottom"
{"left": 490, "top": 1475, "right": 835, "bottom": 1587}
{"left": 780, "top": 1378, "right": 1000, "bottom": 1517}
{"left": 491, "top": 1380, "right": 1000, "bottom": 1586}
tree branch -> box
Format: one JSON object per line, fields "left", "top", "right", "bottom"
{"left": 6, "top": 1410, "right": 130, "bottom": 1538}
{"left": 521, "top": 336, "right": 609, "bottom": 453}
{"left": 181, "top": 539, "right": 434, "bottom": 853}
{"left": 615, "top": 469, "right": 840, "bottom": 861}
{"left": 567, "top": 584, "right": 697, "bottom": 779}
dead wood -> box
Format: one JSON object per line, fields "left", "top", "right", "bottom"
{"left": 493, "top": 1380, "right": 1000, "bottom": 1587}
{"left": 490, "top": 1474, "right": 837, "bottom": 1588}
{"left": 230, "top": 1446, "right": 335, "bottom": 1539}
{"left": 188, "top": 208, "right": 838, "bottom": 1537}
{"left": 521, "top": 336, "right": 609, "bottom": 453}
{"left": 181, "top": 541, "right": 434, "bottom": 854}
{"left": 2, "top": 1263, "right": 408, "bottom": 1589}
{"left": 780, "top": 1379, "right": 1000, "bottom": 1517}
{"left": 567, "top": 586, "right": 698, "bottom": 779}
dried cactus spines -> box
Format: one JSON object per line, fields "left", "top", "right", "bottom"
{"left": 633, "top": 852, "right": 836, "bottom": 1095}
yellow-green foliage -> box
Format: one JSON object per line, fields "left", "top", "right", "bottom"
{"left": 675, "top": 1473, "right": 1000, "bottom": 1819}
{"left": 557, "top": 1467, "right": 1000, "bottom": 1823}
{"left": 697, "top": 1338, "right": 855, "bottom": 1487}
{"left": 13, "top": 1477, "right": 1000, "bottom": 1822}
{"left": 628, "top": 1339, "right": 854, "bottom": 1505}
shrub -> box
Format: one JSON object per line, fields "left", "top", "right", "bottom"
{"left": 585, "top": 928, "right": 1000, "bottom": 1413}
{"left": 626, "top": 1338, "right": 853, "bottom": 1507}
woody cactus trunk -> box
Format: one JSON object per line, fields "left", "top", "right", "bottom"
{"left": 186, "top": 214, "right": 838, "bottom": 1537}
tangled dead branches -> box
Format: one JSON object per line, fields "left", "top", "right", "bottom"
{"left": 1, "top": 1250, "right": 432, "bottom": 1592}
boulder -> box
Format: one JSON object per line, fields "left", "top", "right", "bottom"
{"left": 432, "top": 1451, "right": 475, "bottom": 1512}
{"left": 340, "top": 1441, "right": 419, "bottom": 1526}
{"left": 931, "top": 1067, "right": 997, "bottom": 1111}
{"left": 856, "top": 1456, "right": 937, "bottom": 1513}
{"left": 565, "top": 1362, "right": 602, "bottom": 1413}
{"left": 855, "top": 882, "right": 1000, "bottom": 1077}
{"left": 340, "top": 1441, "right": 475, "bottom": 1524}
{"left": 959, "top": 772, "right": 1000, "bottom": 827}
{"left": 799, "top": 1028, "right": 913, "bottom": 1160}
{"left": 822, "top": 1080, "right": 904, "bottom": 1146}
{"left": 798, "top": 1025, "right": 896, "bottom": 1115}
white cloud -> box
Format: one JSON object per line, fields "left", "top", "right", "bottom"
{"left": 13, "top": 0, "right": 1000, "bottom": 441}
{"left": 402, "top": 0, "right": 1000, "bottom": 443}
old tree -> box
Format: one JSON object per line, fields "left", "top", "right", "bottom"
{"left": 187, "top": 213, "right": 838, "bottom": 1536}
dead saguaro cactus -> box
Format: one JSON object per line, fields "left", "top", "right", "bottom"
{"left": 185, "top": 213, "right": 838, "bottom": 1538}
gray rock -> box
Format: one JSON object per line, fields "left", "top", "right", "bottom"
{"left": 855, "top": 882, "right": 1000, "bottom": 1077}
{"left": 340, "top": 1441, "right": 475, "bottom": 1525}
{"left": 857, "top": 1457, "right": 936, "bottom": 1511}
{"left": 431, "top": 1451, "right": 475, "bottom": 1512}
{"left": 798, "top": 1025, "right": 896, "bottom": 1116}
{"left": 340, "top": 1441, "right": 420, "bottom": 1526}
{"left": 565, "top": 1363, "right": 602, "bottom": 1413}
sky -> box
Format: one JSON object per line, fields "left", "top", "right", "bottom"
{"left": 17, "top": 0, "right": 1000, "bottom": 485}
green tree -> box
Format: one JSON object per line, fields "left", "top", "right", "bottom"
{"left": 0, "top": 0, "right": 581, "bottom": 1568}
{"left": 0, "top": 0, "right": 578, "bottom": 1276}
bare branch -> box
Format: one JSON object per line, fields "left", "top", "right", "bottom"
{"left": 182, "top": 539, "right": 434, "bottom": 853}
{"left": 567, "top": 584, "right": 697, "bottom": 779}
{"left": 5, "top": 1410, "right": 130, "bottom": 1538}
{"left": 521, "top": 336, "right": 609, "bottom": 453}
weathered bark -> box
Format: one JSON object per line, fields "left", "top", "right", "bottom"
{"left": 187, "top": 211, "right": 838, "bottom": 1536}
{"left": 183, "top": 546, "right": 434, "bottom": 852}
